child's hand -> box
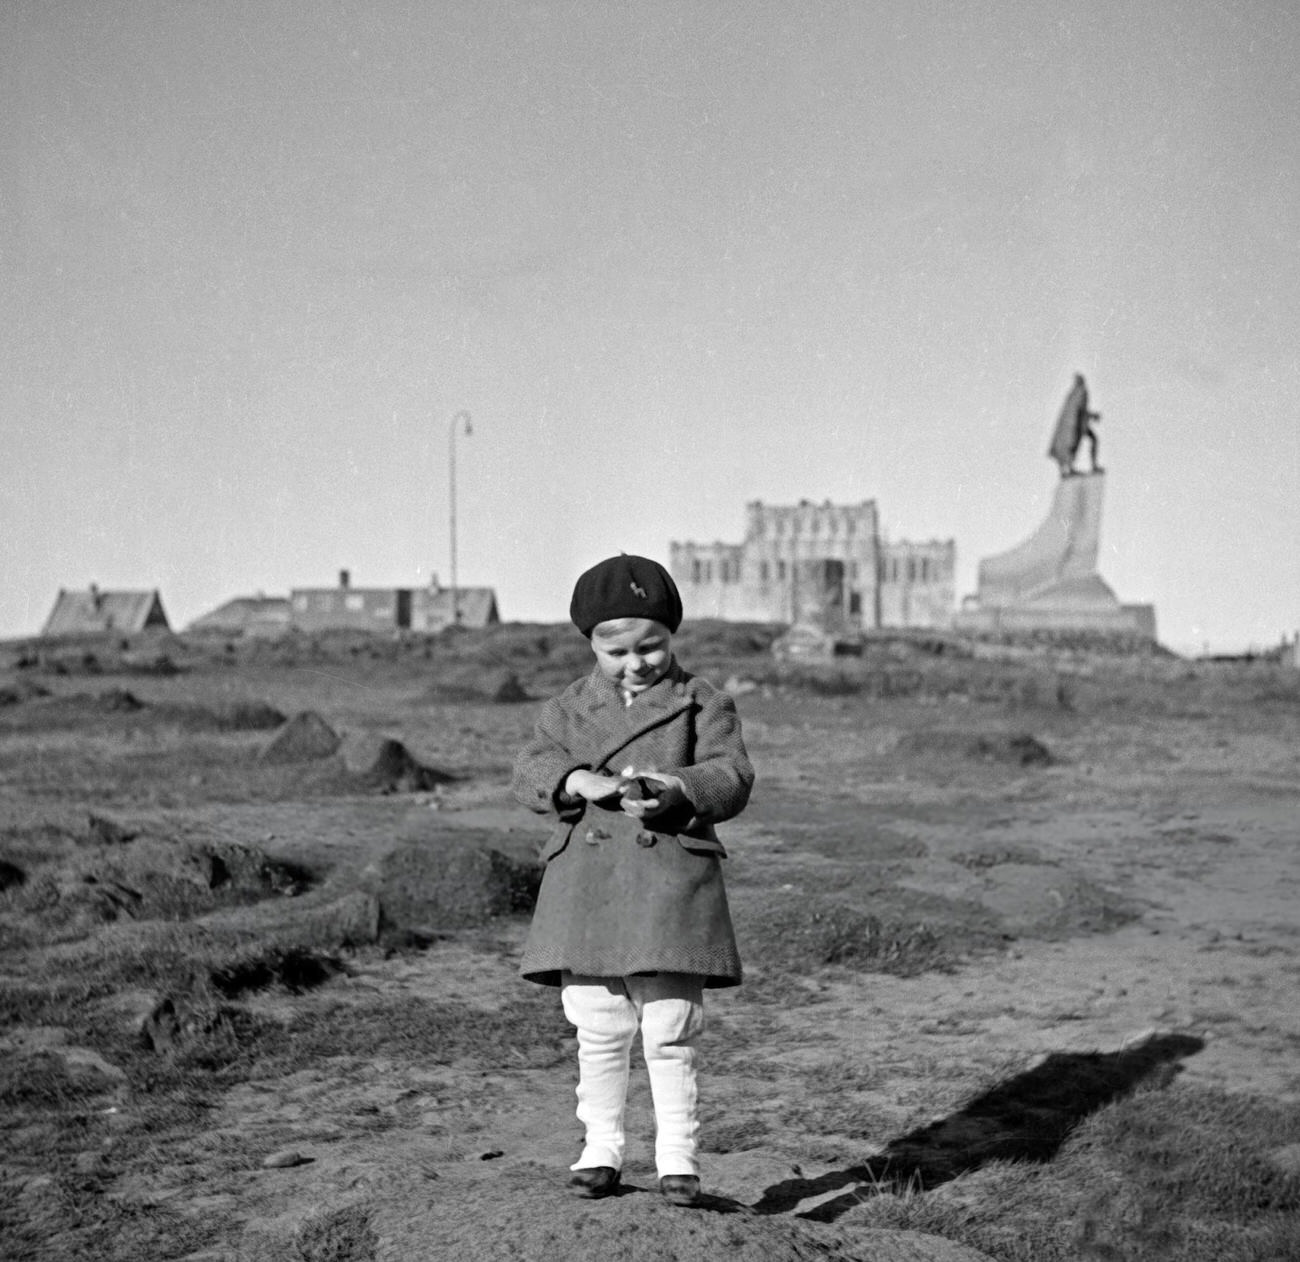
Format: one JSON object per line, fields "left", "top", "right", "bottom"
{"left": 618, "top": 773, "right": 687, "bottom": 821}
{"left": 564, "top": 769, "right": 631, "bottom": 803}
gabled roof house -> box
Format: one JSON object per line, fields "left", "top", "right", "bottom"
{"left": 42, "top": 586, "right": 171, "bottom": 637}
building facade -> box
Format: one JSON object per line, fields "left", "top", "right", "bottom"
{"left": 287, "top": 571, "right": 499, "bottom": 634}
{"left": 670, "top": 500, "right": 954, "bottom": 631}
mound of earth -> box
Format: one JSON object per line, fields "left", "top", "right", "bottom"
{"left": 734, "top": 886, "right": 1002, "bottom": 977}
{"left": 974, "top": 863, "right": 1138, "bottom": 937}
{"left": 359, "top": 835, "right": 541, "bottom": 933}
{"left": 492, "top": 671, "right": 533, "bottom": 702}
{"left": 260, "top": 711, "right": 341, "bottom": 763}
{"left": 6, "top": 833, "right": 307, "bottom": 935}
{"left": 896, "top": 729, "right": 1052, "bottom": 766}
{"left": 340, "top": 733, "right": 455, "bottom": 792}
{"left": 0, "top": 679, "right": 49, "bottom": 706}
{"left": 373, "top": 1165, "right": 994, "bottom": 1262}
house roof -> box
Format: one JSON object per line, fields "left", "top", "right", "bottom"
{"left": 42, "top": 588, "right": 170, "bottom": 637}
{"left": 187, "top": 596, "right": 291, "bottom": 632}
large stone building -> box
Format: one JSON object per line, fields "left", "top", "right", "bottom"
{"left": 670, "top": 500, "right": 955, "bottom": 631}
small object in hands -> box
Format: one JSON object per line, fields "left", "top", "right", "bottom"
{"left": 620, "top": 776, "right": 658, "bottom": 802}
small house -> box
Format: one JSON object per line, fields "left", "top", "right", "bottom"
{"left": 42, "top": 586, "right": 171, "bottom": 637}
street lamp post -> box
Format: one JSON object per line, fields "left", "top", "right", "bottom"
{"left": 449, "top": 410, "right": 472, "bottom": 625}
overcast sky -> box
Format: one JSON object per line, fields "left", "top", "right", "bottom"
{"left": 2, "top": 0, "right": 1296, "bottom": 652}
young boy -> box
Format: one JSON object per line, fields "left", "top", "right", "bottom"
{"left": 511, "top": 554, "right": 753, "bottom": 1207}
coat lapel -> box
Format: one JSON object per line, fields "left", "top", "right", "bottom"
{"left": 586, "top": 660, "right": 695, "bottom": 772}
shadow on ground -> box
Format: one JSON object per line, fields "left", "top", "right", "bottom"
{"left": 753, "top": 1032, "right": 1205, "bottom": 1221}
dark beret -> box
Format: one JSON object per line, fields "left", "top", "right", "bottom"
{"left": 569, "top": 554, "right": 683, "bottom": 637}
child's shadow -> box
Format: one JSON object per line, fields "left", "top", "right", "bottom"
{"left": 753, "top": 1032, "right": 1204, "bottom": 1222}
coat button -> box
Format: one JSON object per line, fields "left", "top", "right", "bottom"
{"left": 636, "top": 831, "right": 656, "bottom": 848}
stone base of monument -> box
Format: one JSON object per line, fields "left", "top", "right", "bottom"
{"left": 954, "top": 473, "right": 1157, "bottom": 639}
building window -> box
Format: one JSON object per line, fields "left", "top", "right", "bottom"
{"left": 760, "top": 561, "right": 770, "bottom": 582}
{"left": 692, "top": 560, "right": 702, "bottom": 583}
{"left": 777, "top": 560, "right": 787, "bottom": 581}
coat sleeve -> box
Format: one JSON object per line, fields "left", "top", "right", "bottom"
{"left": 671, "top": 687, "right": 754, "bottom": 828}
{"left": 510, "top": 693, "right": 589, "bottom": 820}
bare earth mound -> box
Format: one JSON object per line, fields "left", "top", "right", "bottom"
{"left": 374, "top": 1165, "right": 993, "bottom": 1262}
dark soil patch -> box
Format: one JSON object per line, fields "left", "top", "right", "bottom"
{"left": 896, "top": 729, "right": 1053, "bottom": 766}
{"left": 209, "top": 947, "right": 346, "bottom": 998}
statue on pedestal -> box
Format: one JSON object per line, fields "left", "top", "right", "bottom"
{"left": 1048, "top": 373, "right": 1103, "bottom": 478}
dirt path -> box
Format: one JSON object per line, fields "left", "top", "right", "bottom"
{"left": 166, "top": 734, "right": 1297, "bottom": 1259}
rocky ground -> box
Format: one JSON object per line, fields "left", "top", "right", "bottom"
{"left": 1, "top": 630, "right": 1297, "bottom": 1261}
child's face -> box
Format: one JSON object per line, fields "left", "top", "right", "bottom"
{"left": 590, "top": 618, "right": 673, "bottom": 693}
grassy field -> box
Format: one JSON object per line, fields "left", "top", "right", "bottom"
{"left": 2, "top": 624, "right": 1298, "bottom": 1261}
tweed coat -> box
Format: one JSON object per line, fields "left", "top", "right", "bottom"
{"left": 511, "top": 658, "right": 753, "bottom": 988}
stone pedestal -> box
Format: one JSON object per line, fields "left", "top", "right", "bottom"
{"left": 955, "top": 474, "right": 1155, "bottom": 637}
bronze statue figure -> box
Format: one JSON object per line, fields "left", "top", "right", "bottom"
{"left": 1048, "top": 373, "right": 1103, "bottom": 477}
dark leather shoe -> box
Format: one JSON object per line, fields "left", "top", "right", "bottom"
{"left": 568, "top": 1166, "right": 620, "bottom": 1199}
{"left": 659, "top": 1174, "right": 700, "bottom": 1206}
